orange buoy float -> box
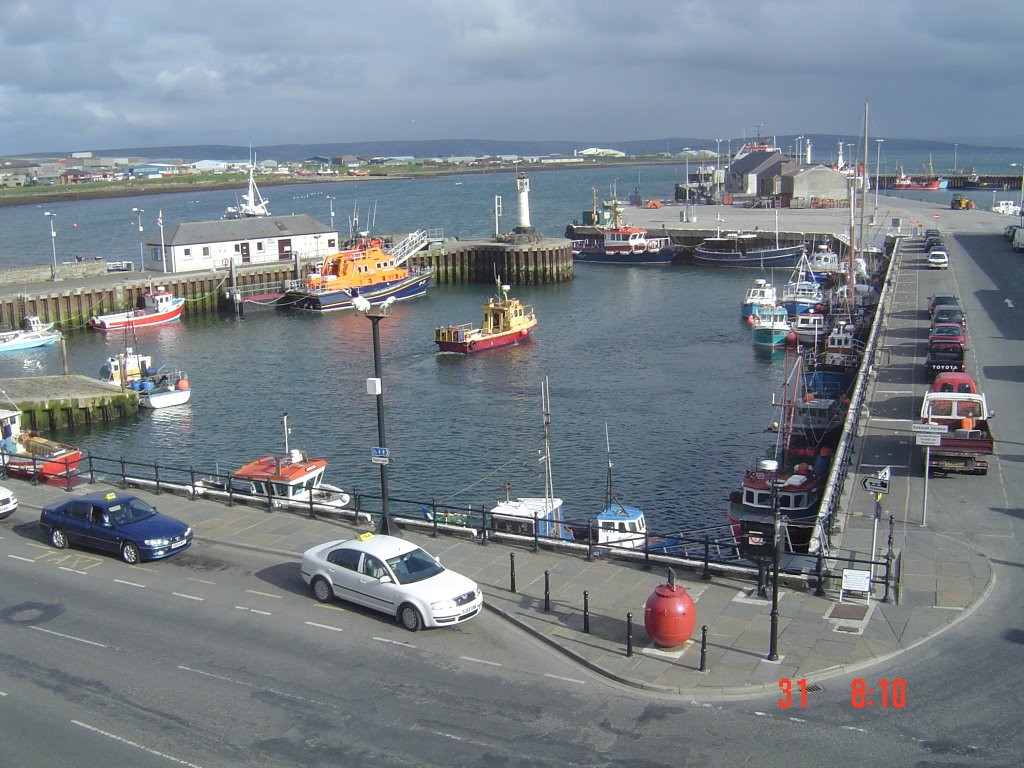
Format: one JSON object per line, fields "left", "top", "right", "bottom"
{"left": 643, "top": 568, "right": 696, "bottom": 649}
{"left": 176, "top": 378, "right": 189, "bottom": 391}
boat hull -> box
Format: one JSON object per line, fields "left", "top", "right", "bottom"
{"left": 284, "top": 271, "right": 433, "bottom": 312}
{"left": 88, "top": 300, "right": 185, "bottom": 331}
{"left": 752, "top": 328, "right": 791, "bottom": 347}
{"left": 692, "top": 244, "right": 804, "bottom": 269}
{"left": 436, "top": 327, "right": 534, "bottom": 353}
{"left": 4, "top": 450, "right": 82, "bottom": 479}
{"left": 0, "top": 332, "right": 61, "bottom": 352}
{"left": 574, "top": 247, "right": 676, "bottom": 265}
{"left": 139, "top": 388, "right": 192, "bottom": 409}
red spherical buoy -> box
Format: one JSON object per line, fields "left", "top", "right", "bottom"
{"left": 786, "top": 331, "right": 798, "bottom": 346}
{"left": 644, "top": 570, "right": 696, "bottom": 649}
{"left": 176, "top": 378, "right": 189, "bottom": 391}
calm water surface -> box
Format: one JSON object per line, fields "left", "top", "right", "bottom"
{"left": 2, "top": 166, "right": 801, "bottom": 530}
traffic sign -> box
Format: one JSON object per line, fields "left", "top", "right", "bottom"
{"left": 916, "top": 434, "right": 942, "bottom": 446}
{"left": 877, "top": 465, "right": 891, "bottom": 482}
{"left": 371, "top": 447, "right": 390, "bottom": 458}
{"left": 861, "top": 476, "right": 890, "bottom": 494}
{"left": 371, "top": 456, "right": 391, "bottom": 465}
{"left": 912, "top": 423, "right": 949, "bottom": 434}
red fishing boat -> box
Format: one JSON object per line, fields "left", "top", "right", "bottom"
{"left": 435, "top": 278, "right": 537, "bottom": 353}
{"left": 88, "top": 286, "right": 185, "bottom": 331}
{"left": 0, "top": 407, "right": 82, "bottom": 479}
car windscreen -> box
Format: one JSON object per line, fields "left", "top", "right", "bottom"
{"left": 387, "top": 547, "right": 444, "bottom": 585}
{"left": 109, "top": 497, "right": 158, "bottom": 525}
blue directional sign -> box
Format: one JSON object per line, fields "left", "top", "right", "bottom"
{"left": 371, "top": 447, "right": 390, "bottom": 458}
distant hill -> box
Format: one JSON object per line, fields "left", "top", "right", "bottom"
{"left": 19, "top": 135, "right": 1021, "bottom": 163}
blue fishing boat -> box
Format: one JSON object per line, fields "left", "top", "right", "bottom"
{"left": 741, "top": 278, "right": 777, "bottom": 318}
{"left": 780, "top": 254, "right": 825, "bottom": 316}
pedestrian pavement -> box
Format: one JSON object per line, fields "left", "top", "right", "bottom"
{"left": 3, "top": 201, "right": 998, "bottom": 699}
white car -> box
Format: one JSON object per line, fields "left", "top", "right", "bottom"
{"left": 927, "top": 250, "right": 949, "bottom": 269}
{"left": 0, "top": 485, "right": 17, "bottom": 520}
{"left": 301, "top": 533, "right": 483, "bottom": 631}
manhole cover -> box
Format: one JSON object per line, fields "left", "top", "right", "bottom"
{"left": 828, "top": 603, "right": 869, "bottom": 621}
{"left": 836, "top": 625, "right": 860, "bottom": 633}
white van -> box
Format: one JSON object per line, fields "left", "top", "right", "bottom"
{"left": 1013, "top": 226, "right": 1024, "bottom": 252}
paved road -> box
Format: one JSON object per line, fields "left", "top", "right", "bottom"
{"left": 1, "top": 196, "right": 1021, "bottom": 765}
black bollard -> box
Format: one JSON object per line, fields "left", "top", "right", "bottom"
{"left": 509, "top": 552, "right": 517, "bottom": 593}
{"left": 544, "top": 569, "right": 550, "bottom": 612}
{"left": 583, "top": 590, "right": 590, "bottom": 634}
{"left": 307, "top": 489, "right": 316, "bottom": 519}
{"left": 626, "top": 612, "right": 633, "bottom": 657}
{"left": 699, "top": 625, "right": 708, "bottom": 672}
{"left": 815, "top": 550, "right": 827, "bottom": 597}
{"left": 701, "top": 535, "right": 712, "bottom": 581}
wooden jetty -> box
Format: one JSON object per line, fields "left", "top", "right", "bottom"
{"left": 0, "top": 375, "right": 138, "bottom": 430}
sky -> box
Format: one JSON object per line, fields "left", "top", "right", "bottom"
{"left": 2, "top": 0, "right": 1022, "bottom": 156}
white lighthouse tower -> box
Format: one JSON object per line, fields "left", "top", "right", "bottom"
{"left": 514, "top": 172, "right": 534, "bottom": 233}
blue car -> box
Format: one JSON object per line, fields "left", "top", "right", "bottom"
{"left": 39, "top": 490, "right": 193, "bottom": 564}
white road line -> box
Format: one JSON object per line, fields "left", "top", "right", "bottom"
{"left": 234, "top": 606, "right": 272, "bottom": 616}
{"left": 178, "top": 665, "right": 254, "bottom": 688}
{"left": 30, "top": 626, "right": 108, "bottom": 649}
{"left": 245, "top": 589, "right": 283, "bottom": 599}
{"left": 841, "top": 725, "right": 868, "bottom": 732}
{"left": 113, "top": 578, "right": 146, "bottom": 588}
{"left": 8, "top": 555, "right": 35, "bottom": 563}
{"left": 459, "top": 656, "right": 502, "bottom": 667}
{"left": 313, "top": 602, "right": 345, "bottom": 613}
{"left": 72, "top": 720, "right": 205, "bottom": 768}
{"left": 544, "top": 672, "right": 585, "bottom": 685}
{"left": 305, "top": 621, "right": 343, "bottom": 632}
{"left": 171, "top": 592, "right": 204, "bottom": 602}
{"left": 187, "top": 577, "right": 216, "bottom": 585}
{"left": 0, "top": 690, "right": 7, "bottom": 696}
{"left": 58, "top": 566, "right": 88, "bottom": 575}
{"left": 372, "top": 636, "right": 417, "bottom": 648}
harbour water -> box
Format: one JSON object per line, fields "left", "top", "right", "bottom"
{"left": 0, "top": 165, "right": 818, "bottom": 531}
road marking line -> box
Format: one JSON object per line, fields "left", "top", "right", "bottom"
{"left": 31, "top": 626, "right": 108, "bottom": 649}
{"left": 305, "top": 621, "right": 343, "bottom": 632}
{"left": 113, "top": 578, "right": 146, "bottom": 588}
{"left": 172, "top": 592, "right": 204, "bottom": 602}
{"left": 234, "top": 606, "right": 272, "bottom": 616}
{"left": 178, "top": 665, "right": 254, "bottom": 687}
{"left": 0, "top": 691, "right": 7, "bottom": 696}
{"left": 25, "top": 542, "right": 50, "bottom": 550}
{"left": 372, "top": 636, "right": 417, "bottom": 648}
{"left": 8, "top": 554, "right": 36, "bottom": 563}
{"left": 460, "top": 656, "right": 502, "bottom": 667}
{"left": 72, "top": 720, "right": 205, "bottom": 768}
{"left": 245, "top": 589, "right": 282, "bottom": 599}
{"left": 544, "top": 673, "right": 585, "bottom": 685}
{"left": 187, "top": 577, "right": 216, "bottom": 585}
{"left": 58, "top": 566, "right": 88, "bottom": 575}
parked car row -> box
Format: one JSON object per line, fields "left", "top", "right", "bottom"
{"left": 7, "top": 487, "right": 483, "bottom": 633}
{"left": 924, "top": 228, "right": 949, "bottom": 269}
{"left": 925, "top": 282, "right": 966, "bottom": 379}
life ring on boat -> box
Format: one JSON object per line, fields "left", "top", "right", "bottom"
{"left": 468, "top": 341, "right": 477, "bottom": 351}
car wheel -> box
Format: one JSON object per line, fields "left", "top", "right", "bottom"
{"left": 311, "top": 576, "right": 333, "bottom": 603}
{"left": 399, "top": 603, "right": 423, "bottom": 632}
{"left": 50, "top": 528, "right": 68, "bottom": 549}
{"left": 120, "top": 541, "right": 141, "bottom": 564}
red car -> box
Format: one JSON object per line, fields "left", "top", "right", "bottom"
{"left": 929, "top": 323, "right": 966, "bottom": 348}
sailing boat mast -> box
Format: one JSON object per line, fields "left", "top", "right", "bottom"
{"left": 541, "top": 377, "right": 555, "bottom": 515}
{"left": 848, "top": 99, "right": 869, "bottom": 313}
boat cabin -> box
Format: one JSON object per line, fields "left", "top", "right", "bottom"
{"left": 488, "top": 496, "right": 573, "bottom": 541}
{"left": 231, "top": 450, "right": 330, "bottom": 500}
{"left": 595, "top": 504, "right": 648, "bottom": 548}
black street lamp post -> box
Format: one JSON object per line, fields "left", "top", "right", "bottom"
{"left": 761, "top": 459, "right": 783, "bottom": 661}
{"left": 358, "top": 296, "right": 399, "bottom": 537}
